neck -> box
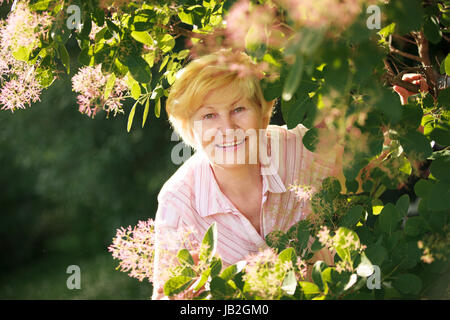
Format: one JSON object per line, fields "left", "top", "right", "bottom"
{"left": 210, "top": 163, "right": 262, "bottom": 199}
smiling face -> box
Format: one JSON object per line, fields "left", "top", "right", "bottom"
{"left": 190, "top": 83, "right": 270, "bottom": 168}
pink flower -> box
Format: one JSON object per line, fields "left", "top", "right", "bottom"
{"left": 108, "top": 219, "right": 156, "bottom": 282}
{"left": 274, "top": 0, "right": 367, "bottom": 29}
{"left": 0, "top": 74, "right": 41, "bottom": 112}
{"left": 71, "top": 65, "right": 128, "bottom": 118}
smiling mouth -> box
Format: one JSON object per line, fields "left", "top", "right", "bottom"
{"left": 215, "top": 137, "right": 247, "bottom": 148}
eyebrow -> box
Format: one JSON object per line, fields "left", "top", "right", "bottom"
{"left": 200, "top": 97, "right": 244, "bottom": 111}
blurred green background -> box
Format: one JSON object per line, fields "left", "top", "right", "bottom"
{"left": 0, "top": 69, "right": 182, "bottom": 299}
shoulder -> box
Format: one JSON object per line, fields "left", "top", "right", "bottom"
{"left": 267, "top": 123, "right": 308, "bottom": 145}
{"left": 266, "top": 123, "right": 310, "bottom": 161}
{"left": 155, "top": 152, "right": 203, "bottom": 227}
{"left": 157, "top": 151, "right": 202, "bottom": 203}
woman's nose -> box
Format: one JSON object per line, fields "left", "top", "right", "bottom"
{"left": 217, "top": 114, "right": 237, "bottom": 133}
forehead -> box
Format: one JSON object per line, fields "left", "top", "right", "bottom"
{"left": 200, "top": 83, "right": 252, "bottom": 110}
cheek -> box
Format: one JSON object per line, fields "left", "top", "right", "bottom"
{"left": 193, "top": 121, "right": 218, "bottom": 146}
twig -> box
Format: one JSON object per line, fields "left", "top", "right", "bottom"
{"left": 392, "top": 34, "right": 416, "bottom": 45}
{"left": 389, "top": 46, "right": 422, "bottom": 62}
{"left": 412, "top": 31, "right": 437, "bottom": 98}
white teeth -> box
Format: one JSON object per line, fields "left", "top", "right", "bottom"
{"left": 217, "top": 138, "right": 245, "bottom": 148}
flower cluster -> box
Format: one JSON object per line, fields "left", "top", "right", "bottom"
{"left": 108, "top": 219, "right": 156, "bottom": 282}
{"left": 242, "top": 248, "right": 295, "bottom": 299}
{"left": 289, "top": 183, "right": 316, "bottom": 203}
{"left": 317, "top": 226, "right": 367, "bottom": 273}
{"left": 417, "top": 225, "right": 450, "bottom": 264}
{"left": 71, "top": 65, "right": 128, "bottom": 118}
{"left": 0, "top": 1, "right": 54, "bottom": 113}
{"left": 274, "top": 0, "right": 371, "bottom": 30}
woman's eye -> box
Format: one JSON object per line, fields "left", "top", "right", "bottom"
{"left": 233, "top": 106, "right": 245, "bottom": 113}
{"left": 203, "top": 113, "right": 215, "bottom": 120}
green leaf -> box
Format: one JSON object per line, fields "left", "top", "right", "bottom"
{"left": 104, "top": 73, "right": 116, "bottom": 100}
{"left": 220, "top": 261, "right": 246, "bottom": 281}
{"left": 430, "top": 157, "right": 450, "bottom": 181}
{"left": 445, "top": 54, "right": 450, "bottom": 76}
{"left": 299, "top": 281, "right": 321, "bottom": 299}
{"left": 131, "top": 31, "right": 153, "bottom": 46}
{"left": 177, "top": 49, "right": 190, "bottom": 60}
{"left": 142, "top": 98, "right": 150, "bottom": 128}
{"left": 430, "top": 123, "right": 450, "bottom": 146}
{"left": 29, "top": 0, "right": 51, "bottom": 11}
{"left": 345, "top": 180, "right": 359, "bottom": 193}
{"left": 199, "top": 222, "right": 217, "bottom": 263}
{"left": 287, "top": 220, "right": 310, "bottom": 252}
{"left": 302, "top": 127, "right": 319, "bottom": 152}
{"left": 177, "top": 248, "right": 194, "bottom": 266}
{"left": 378, "top": 22, "right": 396, "bottom": 38}
{"left": 404, "top": 216, "right": 424, "bottom": 236}
{"left": 398, "top": 130, "right": 433, "bottom": 160}
{"left": 386, "top": 0, "right": 423, "bottom": 35}
{"left": 210, "top": 257, "right": 222, "bottom": 277}
{"left": 312, "top": 261, "right": 327, "bottom": 292}
{"left": 393, "top": 273, "right": 422, "bottom": 295}
{"left": 127, "top": 101, "right": 138, "bottom": 133}
{"left": 178, "top": 10, "right": 194, "bottom": 25}
{"left": 395, "top": 194, "right": 410, "bottom": 216}
{"left": 163, "top": 276, "right": 193, "bottom": 296}
{"left": 193, "top": 268, "right": 211, "bottom": 291}
{"left": 124, "top": 55, "right": 152, "bottom": 83}
{"left": 437, "top": 87, "right": 450, "bottom": 109}
{"left": 399, "top": 104, "right": 423, "bottom": 130}
{"left": 423, "top": 16, "right": 442, "bottom": 44}
{"left": 414, "top": 179, "right": 433, "bottom": 198}
{"left": 281, "top": 270, "right": 297, "bottom": 295}
{"left": 154, "top": 98, "right": 161, "bottom": 118}
{"left": 12, "top": 46, "right": 32, "bottom": 62}
{"left": 333, "top": 228, "right": 360, "bottom": 262}
{"left": 278, "top": 247, "right": 297, "bottom": 265}
{"left": 378, "top": 203, "right": 401, "bottom": 234}
{"left": 210, "top": 276, "right": 235, "bottom": 298}
{"left": 282, "top": 54, "right": 304, "bottom": 101}
{"left": 58, "top": 44, "right": 70, "bottom": 74}
{"left": 158, "top": 34, "right": 175, "bottom": 53}
{"left": 35, "top": 68, "right": 55, "bottom": 88}
{"left": 340, "top": 205, "right": 363, "bottom": 228}
{"left": 281, "top": 94, "right": 316, "bottom": 129}
{"left": 365, "top": 243, "right": 388, "bottom": 266}
{"left": 428, "top": 181, "right": 450, "bottom": 211}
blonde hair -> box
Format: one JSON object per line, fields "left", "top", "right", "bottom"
{"left": 165, "top": 49, "right": 275, "bottom": 149}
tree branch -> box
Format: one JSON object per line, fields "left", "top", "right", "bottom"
{"left": 413, "top": 31, "right": 437, "bottom": 98}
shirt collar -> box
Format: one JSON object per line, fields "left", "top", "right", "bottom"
{"left": 194, "top": 128, "right": 286, "bottom": 218}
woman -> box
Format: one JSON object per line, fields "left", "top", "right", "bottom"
{"left": 151, "top": 50, "right": 422, "bottom": 299}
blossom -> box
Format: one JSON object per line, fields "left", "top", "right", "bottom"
{"left": 242, "top": 248, "right": 294, "bottom": 299}
{"left": 71, "top": 65, "right": 128, "bottom": 118}
{"left": 288, "top": 183, "right": 316, "bottom": 202}
{"left": 0, "top": 73, "right": 41, "bottom": 112}
{"left": 0, "top": 1, "right": 54, "bottom": 112}
{"left": 274, "top": 0, "right": 368, "bottom": 29}
{"left": 0, "top": 1, "right": 53, "bottom": 50}
{"left": 317, "top": 226, "right": 333, "bottom": 248}
{"left": 108, "top": 219, "right": 156, "bottom": 282}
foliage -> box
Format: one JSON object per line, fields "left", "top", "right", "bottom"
{"left": 1, "top": 0, "right": 449, "bottom": 299}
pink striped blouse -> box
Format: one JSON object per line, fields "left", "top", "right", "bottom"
{"left": 152, "top": 123, "right": 337, "bottom": 298}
